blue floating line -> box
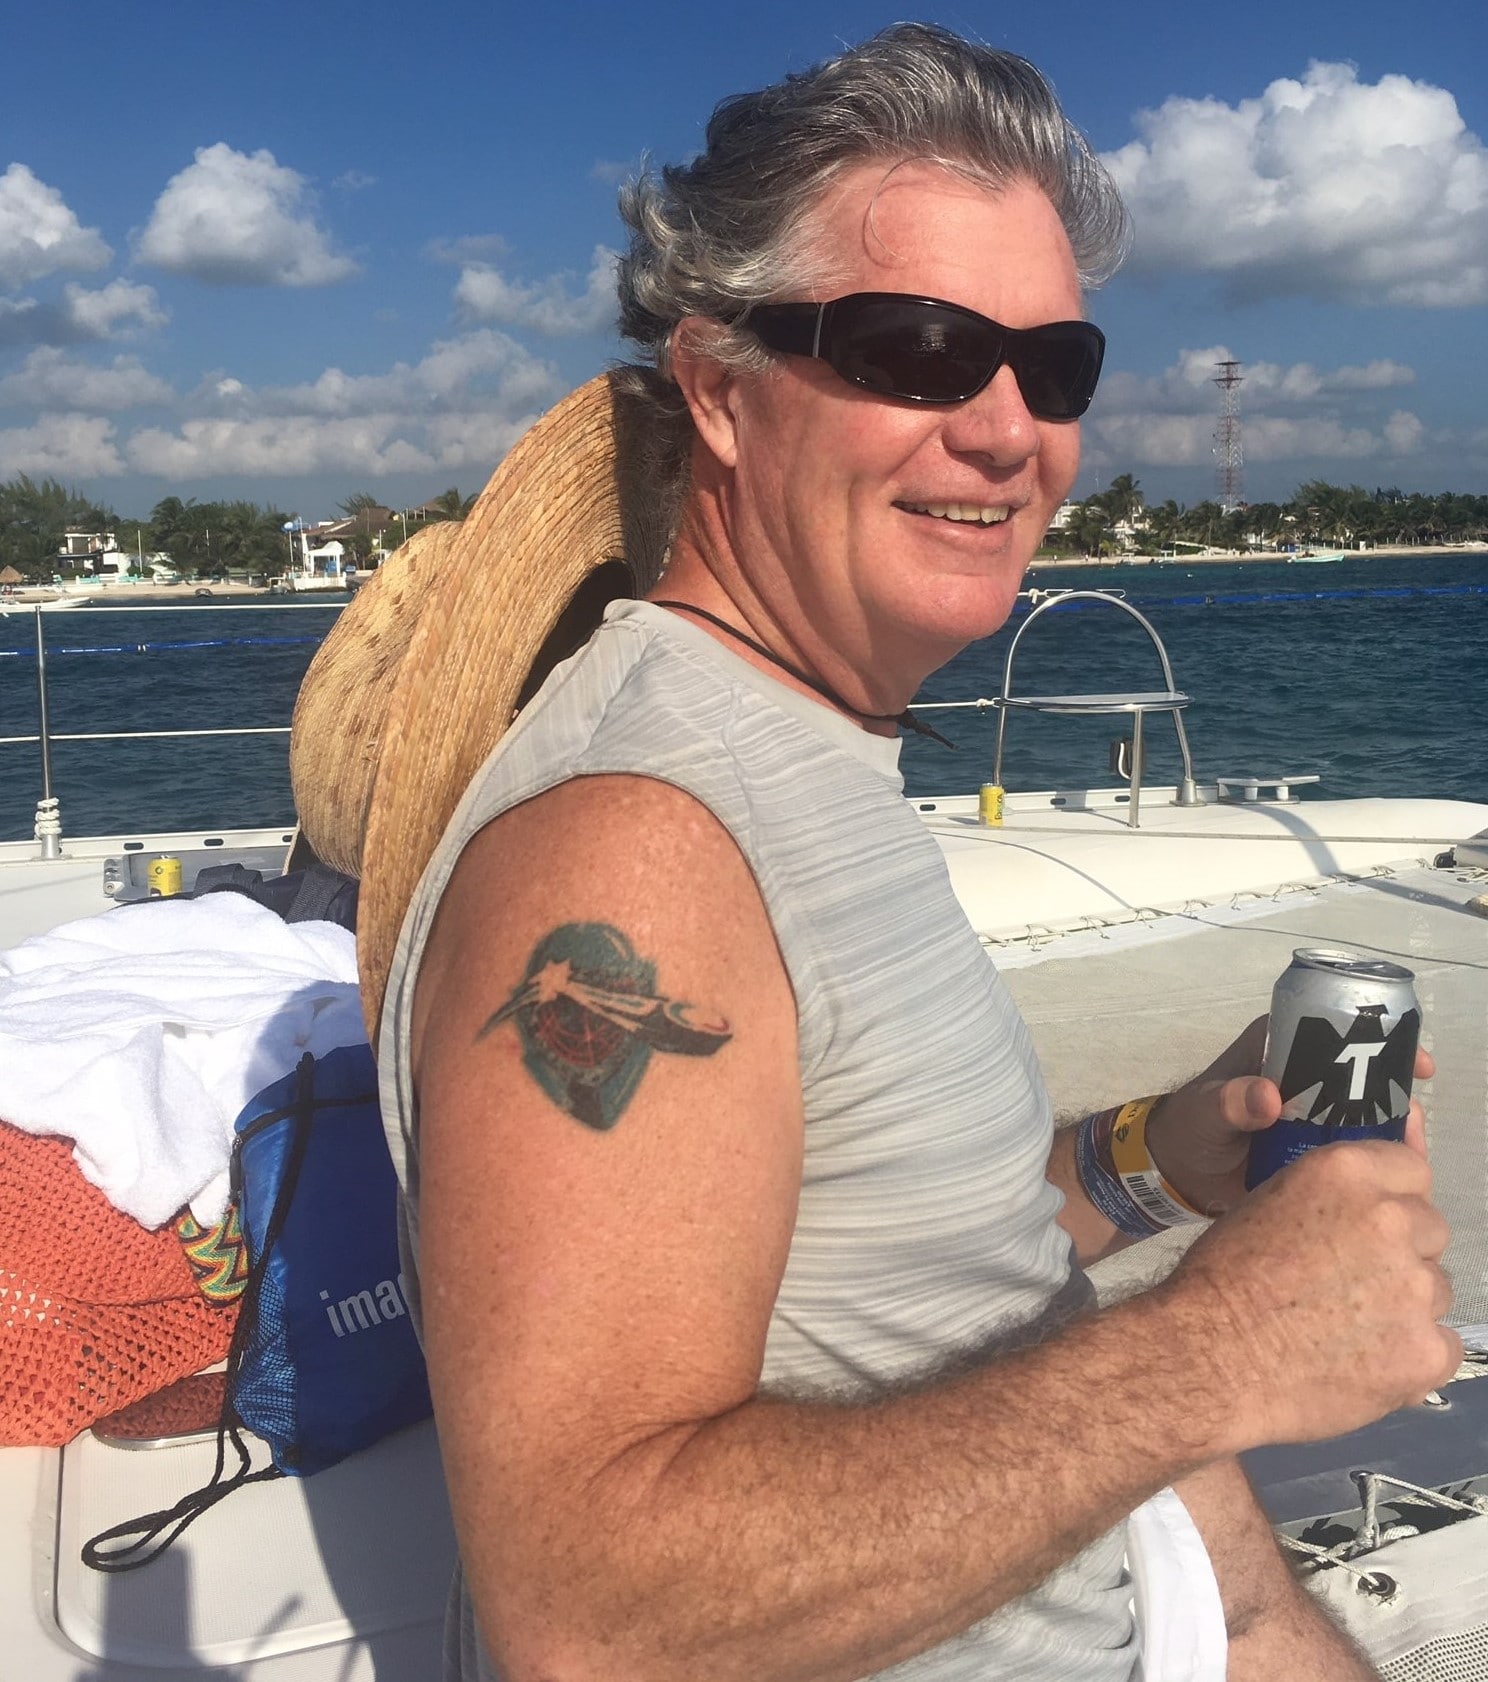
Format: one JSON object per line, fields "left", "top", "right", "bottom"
{"left": 1012, "top": 580, "right": 1488, "bottom": 615}
{"left": 0, "top": 633, "right": 327, "bottom": 660}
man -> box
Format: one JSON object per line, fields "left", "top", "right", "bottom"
{"left": 384, "top": 25, "right": 1458, "bottom": 1680}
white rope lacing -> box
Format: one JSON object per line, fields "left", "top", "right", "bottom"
{"left": 1355, "top": 1470, "right": 1488, "bottom": 1551}
{"left": 32, "top": 796, "right": 60, "bottom": 841}
{"left": 1278, "top": 1468, "right": 1488, "bottom": 1603}
{"left": 1277, "top": 1534, "right": 1401, "bottom": 1601}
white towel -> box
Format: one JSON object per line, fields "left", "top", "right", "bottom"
{"left": 1127, "top": 1487, "right": 1228, "bottom": 1681}
{"left": 0, "top": 893, "right": 366, "bottom": 1228}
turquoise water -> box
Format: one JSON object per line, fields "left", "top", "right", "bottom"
{"left": 2, "top": 551, "right": 1485, "bottom": 843}
{"left": 910, "top": 551, "right": 1488, "bottom": 806}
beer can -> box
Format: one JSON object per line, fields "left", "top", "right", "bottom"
{"left": 1245, "top": 947, "right": 1420, "bottom": 1188}
{"left": 147, "top": 855, "right": 183, "bottom": 898}
{"left": 979, "top": 783, "right": 1005, "bottom": 827}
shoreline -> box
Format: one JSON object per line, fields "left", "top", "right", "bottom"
{"left": 0, "top": 581, "right": 349, "bottom": 607}
{"left": 4, "top": 542, "right": 1485, "bottom": 606}
{"left": 1031, "top": 542, "right": 1488, "bottom": 570}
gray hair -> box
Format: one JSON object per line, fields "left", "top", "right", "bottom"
{"left": 611, "top": 23, "right": 1130, "bottom": 526}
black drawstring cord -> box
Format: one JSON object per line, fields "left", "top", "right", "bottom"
{"left": 652, "top": 600, "right": 955, "bottom": 749}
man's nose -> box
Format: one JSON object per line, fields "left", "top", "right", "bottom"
{"left": 939, "top": 363, "right": 1041, "bottom": 464}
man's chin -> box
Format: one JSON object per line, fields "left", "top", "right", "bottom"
{"left": 934, "top": 570, "right": 1028, "bottom": 642}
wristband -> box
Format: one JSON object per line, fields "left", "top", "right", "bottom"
{"left": 1074, "top": 1097, "right": 1208, "bottom": 1237}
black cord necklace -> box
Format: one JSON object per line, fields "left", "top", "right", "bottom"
{"left": 652, "top": 600, "right": 954, "bottom": 749}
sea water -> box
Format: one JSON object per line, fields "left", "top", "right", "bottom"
{"left": 1, "top": 551, "right": 1485, "bottom": 844}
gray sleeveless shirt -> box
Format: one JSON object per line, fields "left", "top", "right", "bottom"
{"left": 380, "top": 600, "right": 1134, "bottom": 1681}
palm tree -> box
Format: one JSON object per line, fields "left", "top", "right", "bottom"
{"left": 0, "top": 474, "right": 116, "bottom": 579}
{"left": 1245, "top": 502, "right": 1285, "bottom": 551}
{"left": 1139, "top": 499, "right": 1182, "bottom": 555}
{"left": 1178, "top": 500, "right": 1225, "bottom": 551}
{"left": 1100, "top": 473, "right": 1143, "bottom": 528}
{"left": 424, "top": 487, "right": 478, "bottom": 523}
{"left": 1069, "top": 503, "right": 1114, "bottom": 557}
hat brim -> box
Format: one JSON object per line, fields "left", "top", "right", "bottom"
{"left": 289, "top": 372, "right": 668, "bottom": 1041}
{"left": 289, "top": 518, "right": 464, "bottom": 881}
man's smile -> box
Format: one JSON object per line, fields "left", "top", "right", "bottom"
{"left": 894, "top": 500, "right": 1013, "bottom": 525}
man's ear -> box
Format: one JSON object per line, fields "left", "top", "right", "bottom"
{"left": 669, "top": 319, "right": 743, "bottom": 470}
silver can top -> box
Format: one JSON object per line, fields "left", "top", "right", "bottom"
{"left": 1290, "top": 947, "right": 1416, "bottom": 983}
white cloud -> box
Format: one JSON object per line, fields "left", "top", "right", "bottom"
{"left": 1237, "top": 357, "right": 1415, "bottom": 401}
{"left": 426, "top": 234, "right": 509, "bottom": 266}
{"left": 127, "top": 415, "right": 434, "bottom": 478}
{"left": 1089, "top": 347, "right": 1432, "bottom": 470}
{"left": 1091, "top": 409, "right": 1382, "bottom": 467}
{"left": 0, "top": 279, "right": 167, "bottom": 348}
{"left": 128, "top": 331, "right": 560, "bottom": 480}
{"left": 0, "top": 296, "right": 43, "bottom": 344}
{"left": 1101, "top": 346, "right": 1417, "bottom": 414}
{"left": 221, "top": 329, "right": 560, "bottom": 420}
{"left": 0, "top": 347, "right": 173, "bottom": 410}
{"left": 455, "top": 245, "right": 619, "bottom": 335}
{"left": 1104, "top": 62, "right": 1488, "bottom": 305}
{"left": 61, "top": 279, "right": 167, "bottom": 337}
{"left": 333, "top": 170, "right": 376, "bottom": 192}
{"left": 0, "top": 413, "right": 123, "bottom": 477}
{"left": 420, "top": 410, "right": 550, "bottom": 470}
{"left": 0, "top": 164, "right": 111, "bottom": 289}
{"left": 1382, "top": 410, "right": 1426, "bottom": 454}
{"left": 1233, "top": 414, "right": 1382, "bottom": 461}
{"left": 1325, "top": 360, "right": 1415, "bottom": 392}
{"left": 137, "top": 143, "right": 358, "bottom": 286}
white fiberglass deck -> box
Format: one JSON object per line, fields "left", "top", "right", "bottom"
{"left": 916, "top": 785, "right": 1488, "bottom": 957}
{"left": 3, "top": 788, "right": 1487, "bottom": 1679}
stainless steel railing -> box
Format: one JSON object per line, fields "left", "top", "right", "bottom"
{"left": 0, "top": 599, "right": 342, "bottom": 856}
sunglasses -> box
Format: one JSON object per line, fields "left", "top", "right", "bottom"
{"left": 745, "top": 292, "right": 1105, "bottom": 420}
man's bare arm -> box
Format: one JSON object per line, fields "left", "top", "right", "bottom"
{"left": 1175, "top": 1458, "right": 1379, "bottom": 1681}
{"left": 413, "top": 774, "right": 1458, "bottom": 1682}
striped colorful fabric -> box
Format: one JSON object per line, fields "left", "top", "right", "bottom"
{"left": 174, "top": 1203, "right": 248, "bottom": 1303}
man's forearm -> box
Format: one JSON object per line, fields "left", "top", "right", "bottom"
{"left": 1175, "top": 1458, "right": 1379, "bottom": 1680}
{"left": 454, "top": 1283, "right": 1244, "bottom": 1682}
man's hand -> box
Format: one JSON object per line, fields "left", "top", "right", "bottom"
{"left": 1162, "top": 1137, "right": 1462, "bottom": 1449}
{"left": 1145, "top": 1016, "right": 1434, "bottom": 1218}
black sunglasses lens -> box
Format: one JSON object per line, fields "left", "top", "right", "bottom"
{"left": 831, "top": 300, "right": 993, "bottom": 404}
{"left": 828, "top": 300, "right": 1103, "bottom": 416}
{"left": 1012, "top": 325, "right": 1104, "bottom": 420}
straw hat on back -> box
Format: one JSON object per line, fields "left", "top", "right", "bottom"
{"left": 289, "top": 372, "right": 670, "bottom": 1040}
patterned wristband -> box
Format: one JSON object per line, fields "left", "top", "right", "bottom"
{"left": 1074, "top": 1097, "right": 1208, "bottom": 1237}
{"left": 1108, "top": 1097, "right": 1208, "bottom": 1228}
{"left": 1075, "top": 1105, "right": 1156, "bottom": 1237}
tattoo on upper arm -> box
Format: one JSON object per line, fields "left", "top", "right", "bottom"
{"left": 477, "top": 922, "right": 733, "bottom": 1130}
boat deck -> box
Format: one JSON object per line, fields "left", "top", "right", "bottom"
{"left": 918, "top": 785, "right": 1488, "bottom": 957}
{"left": 3, "top": 792, "right": 1487, "bottom": 1678}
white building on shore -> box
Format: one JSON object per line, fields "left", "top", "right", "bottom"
{"left": 57, "top": 532, "right": 180, "bottom": 587}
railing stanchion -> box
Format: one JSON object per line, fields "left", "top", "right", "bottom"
{"left": 32, "top": 606, "right": 63, "bottom": 858}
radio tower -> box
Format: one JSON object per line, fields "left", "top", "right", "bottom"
{"left": 1214, "top": 359, "right": 1244, "bottom": 511}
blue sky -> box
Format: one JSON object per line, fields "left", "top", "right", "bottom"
{"left": 2, "top": 0, "right": 1486, "bottom": 521}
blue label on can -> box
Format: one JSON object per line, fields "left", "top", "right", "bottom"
{"left": 1245, "top": 1115, "right": 1408, "bottom": 1189}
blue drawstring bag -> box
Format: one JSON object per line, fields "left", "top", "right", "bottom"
{"left": 229, "top": 1043, "right": 430, "bottom": 1475}
{"left": 83, "top": 1044, "right": 432, "bottom": 1571}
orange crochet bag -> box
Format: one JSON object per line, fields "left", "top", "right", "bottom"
{"left": 0, "top": 1123, "right": 238, "bottom": 1447}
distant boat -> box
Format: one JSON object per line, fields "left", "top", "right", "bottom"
{"left": 0, "top": 593, "right": 86, "bottom": 614}
{"left": 1289, "top": 550, "right": 1348, "bottom": 564}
